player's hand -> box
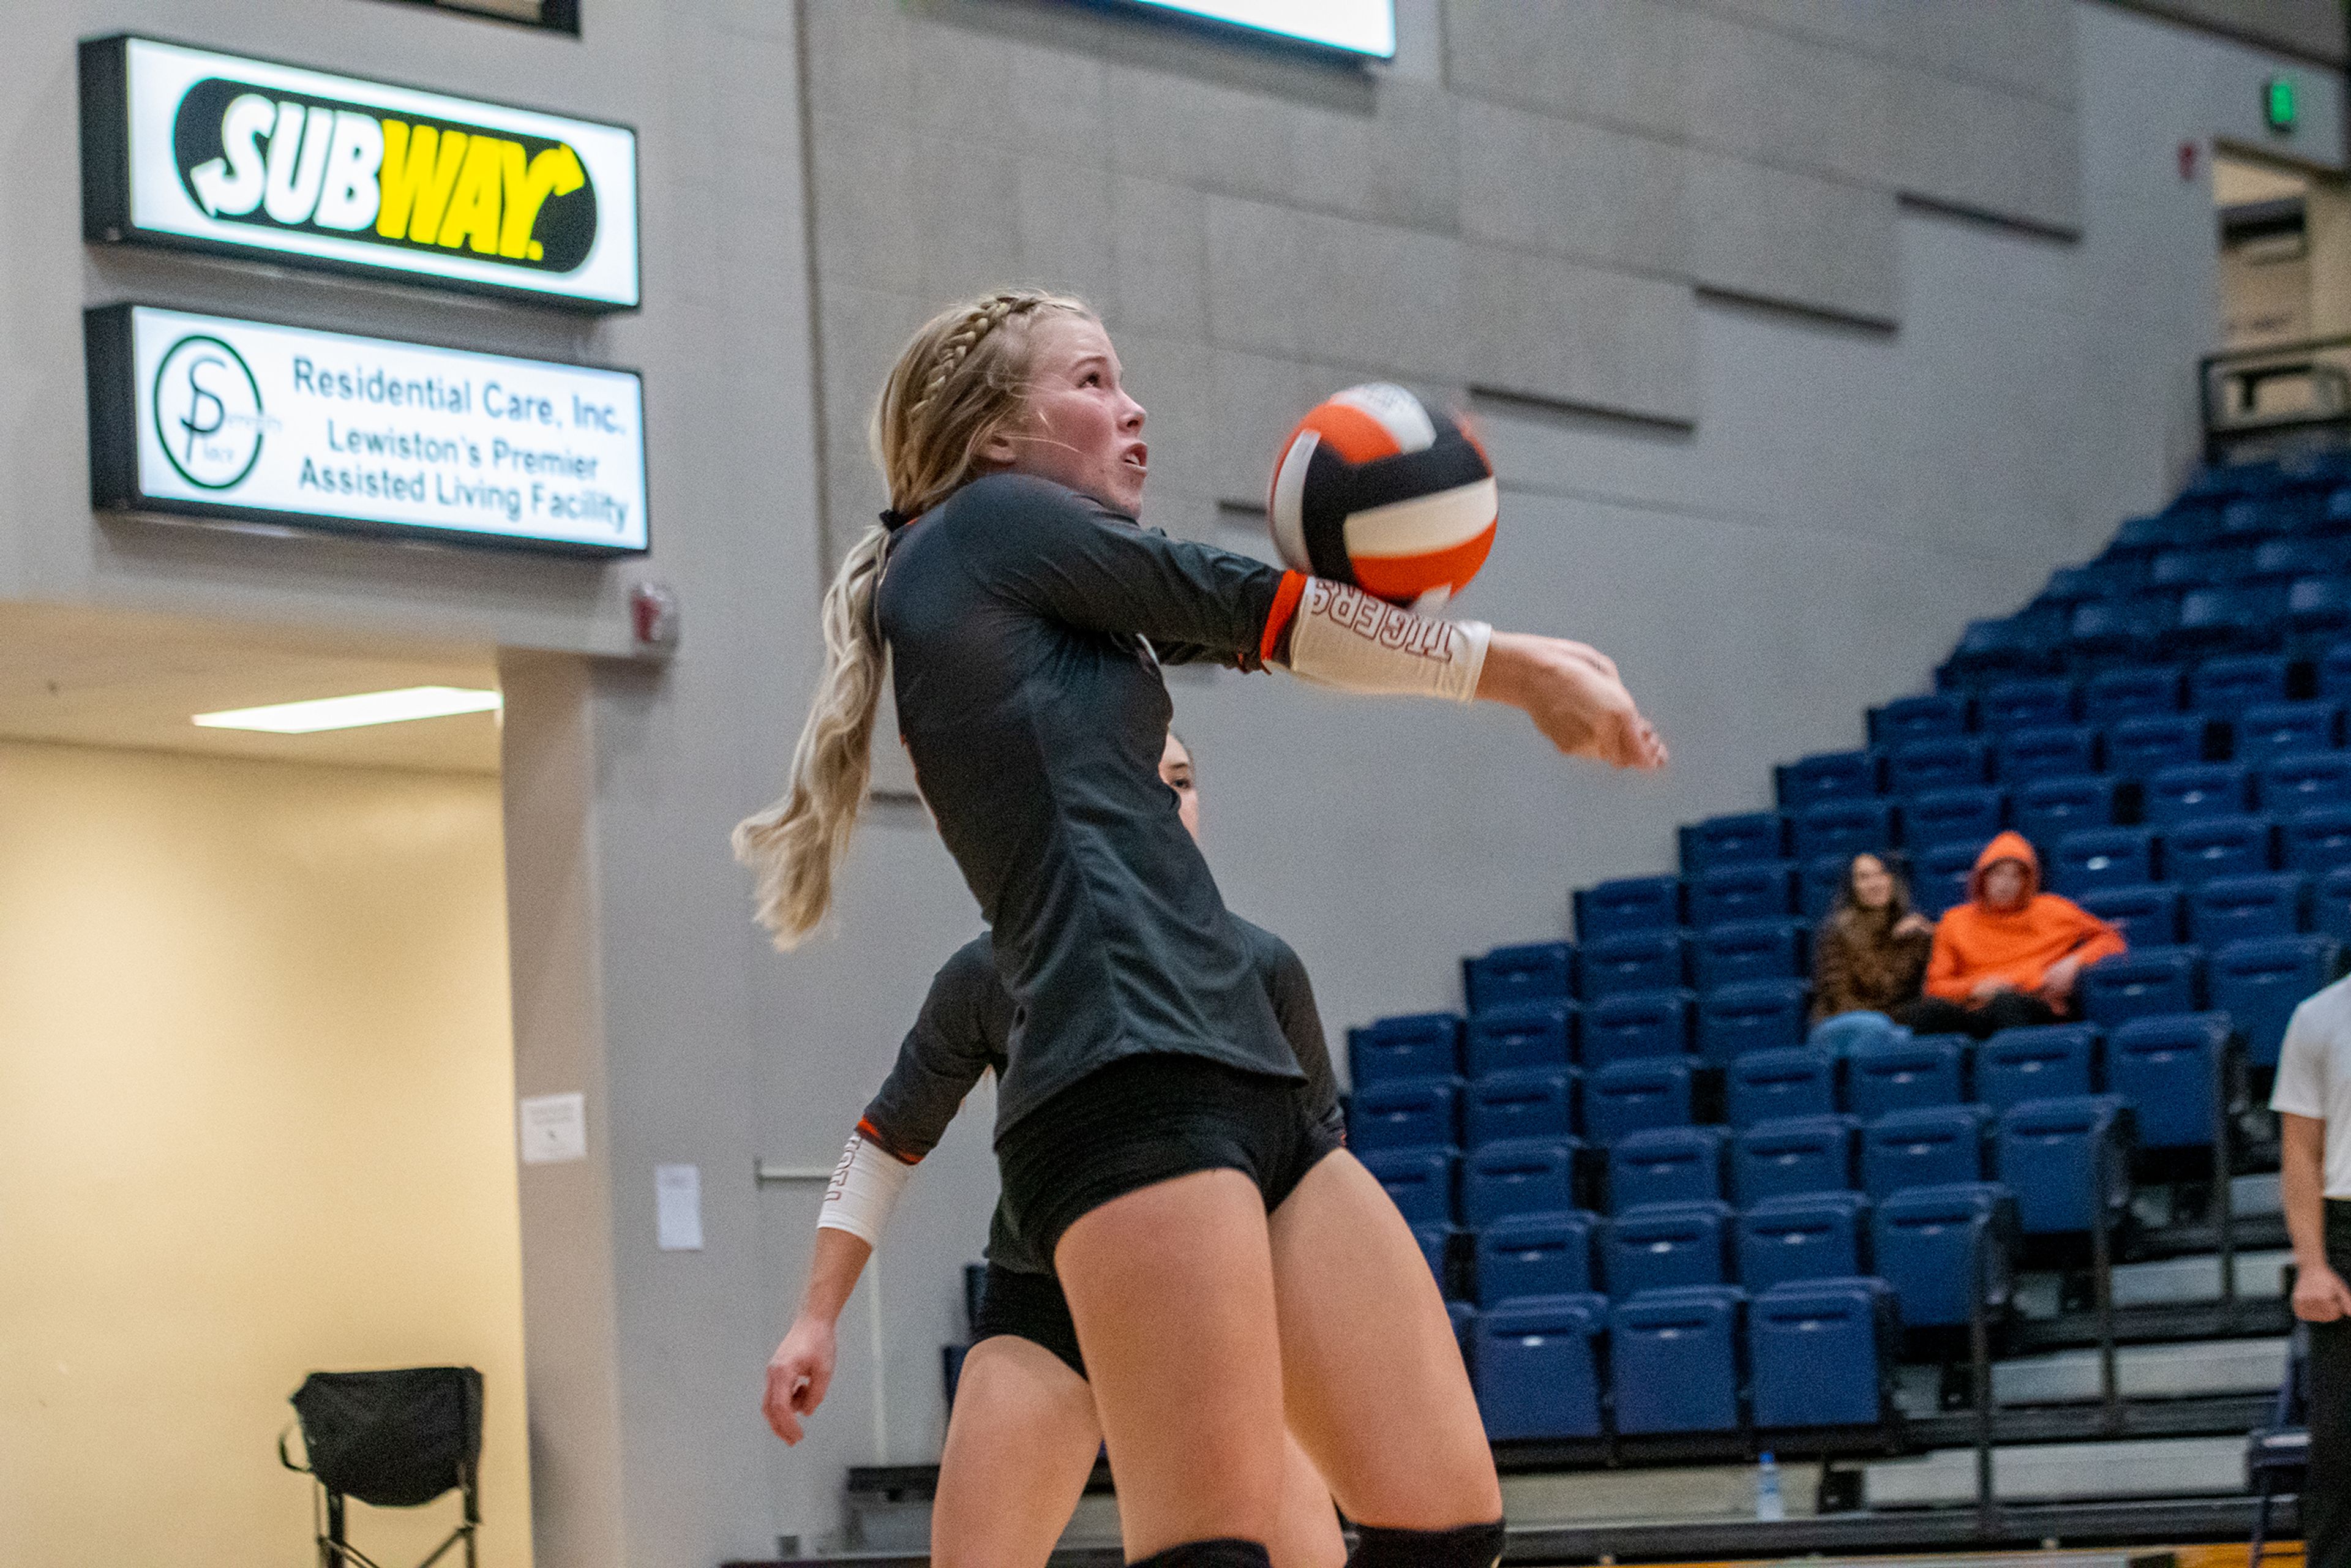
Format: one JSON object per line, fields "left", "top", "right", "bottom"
{"left": 2293, "top": 1263, "right": 2351, "bottom": 1323}
{"left": 1482, "top": 633, "right": 1667, "bottom": 771}
{"left": 763, "top": 1316, "right": 839, "bottom": 1444}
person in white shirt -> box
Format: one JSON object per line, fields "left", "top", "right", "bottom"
{"left": 2273, "top": 974, "right": 2351, "bottom": 1568}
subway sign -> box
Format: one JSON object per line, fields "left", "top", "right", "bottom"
{"left": 86, "top": 305, "right": 649, "bottom": 556}
{"left": 80, "top": 36, "right": 639, "bottom": 310}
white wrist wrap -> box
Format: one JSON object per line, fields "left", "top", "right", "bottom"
{"left": 1284, "top": 578, "right": 1490, "bottom": 703}
{"left": 816, "top": 1131, "right": 915, "bottom": 1247}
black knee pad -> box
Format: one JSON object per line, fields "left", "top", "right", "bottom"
{"left": 1348, "top": 1520, "right": 1507, "bottom": 1568}
{"left": 1129, "top": 1539, "right": 1272, "bottom": 1568}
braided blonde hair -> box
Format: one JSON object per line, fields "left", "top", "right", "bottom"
{"left": 734, "top": 287, "right": 1093, "bottom": 948}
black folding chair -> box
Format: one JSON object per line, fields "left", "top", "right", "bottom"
{"left": 2246, "top": 1323, "right": 2310, "bottom": 1567}
{"left": 279, "top": 1367, "right": 484, "bottom": 1568}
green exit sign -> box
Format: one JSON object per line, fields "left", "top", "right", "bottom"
{"left": 2265, "top": 76, "right": 2298, "bottom": 133}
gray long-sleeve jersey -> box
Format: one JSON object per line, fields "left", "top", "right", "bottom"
{"left": 857, "top": 920, "right": 1342, "bottom": 1276}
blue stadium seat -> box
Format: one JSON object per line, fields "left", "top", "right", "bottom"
{"left": 1943, "top": 615, "right": 2066, "bottom": 683}
{"left": 1809, "top": 1010, "right": 1907, "bottom": 1056}
{"left": 1414, "top": 1223, "right": 1456, "bottom": 1297}
{"left": 1724, "top": 1046, "right": 1838, "bottom": 1128}
{"left": 1582, "top": 1057, "right": 1695, "bottom": 1144}
{"left": 1870, "top": 694, "right": 1971, "bottom": 747}
{"left": 2104, "top": 715, "right": 2206, "bottom": 778}
{"left": 1605, "top": 1203, "right": 1736, "bottom": 1298}
{"left": 2164, "top": 815, "right": 2278, "bottom": 887}
{"left": 1995, "top": 1095, "right": 2135, "bottom": 1236}
{"left": 2282, "top": 805, "right": 2351, "bottom": 874}
{"left": 1582, "top": 990, "right": 1695, "bottom": 1068}
{"left": 1979, "top": 678, "right": 2077, "bottom": 731}
{"left": 1977, "top": 1024, "right": 2099, "bottom": 1113}
{"left": 2013, "top": 775, "right": 2120, "bottom": 849}
{"left": 1906, "top": 787, "right": 2006, "bottom": 852}
{"left": 2319, "top": 640, "right": 2351, "bottom": 704}
{"left": 1995, "top": 725, "right": 2100, "bottom": 785}
{"left": 2079, "top": 883, "right": 2184, "bottom": 947}
{"left": 1738, "top": 1191, "right": 1870, "bottom": 1291}
{"left": 2079, "top": 945, "right": 2204, "bottom": 1027}
{"left": 1573, "top": 878, "right": 1682, "bottom": 941}
{"left": 1464, "top": 1001, "right": 1577, "bottom": 1077}
{"left": 1611, "top": 1286, "right": 1745, "bottom": 1434}
{"left": 1687, "top": 861, "right": 1799, "bottom": 928}
{"left": 2048, "top": 826, "right": 2158, "bottom": 896}
{"left": 1475, "top": 1211, "right": 1600, "bottom": 1307}
{"left": 2143, "top": 763, "right": 2252, "bottom": 826}
{"left": 1691, "top": 918, "right": 1807, "bottom": 991}
{"left": 2259, "top": 752, "right": 2351, "bottom": 814}
{"left": 1732, "top": 1114, "right": 1860, "bottom": 1204}
{"left": 2289, "top": 576, "right": 2351, "bottom": 642}
{"left": 1348, "top": 1013, "right": 1461, "bottom": 1085}
{"left": 2210, "top": 934, "right": 2341, "bottom": 1065}
{"left": 1750, "top": 1277, "right": 1899, "bottom": 1430}
{"left": 1872, "top": 1182, "right": 2020, "bottom": 1328}
{"left": 2234, "top": 702, "right": 2345, "bottom": 767}
{"left": 1461, "top": 1138, "right": 1583, "bottom": 1228}
{"left": 1465, "top": 1069, "right": 1579, "bottom": 1149}
{"left": 2046, "top": 558, "right": 2147, "bottom": 600}
{"left": 2190, "top": 655, "right": 2292, "bottom": 712}
{"left": 1792, "top": 799, "right": 1899, "bottom": 863}
{"left": 1360, "top": 1147, "right": 1455, "bottom": 1228}
{"left": 1889, "top": 737, "right": 1992, "bottom": 796}
{"left": 1845, "top": 1034, "right": 1967, "bottom": 1119}
{"left": 1775, "top": 750, "right": 1883, "bottom": 811}
{"left": 2107, "top": 1013, "right": 2233, "bottom": 1151}
{"left": 1608, "top": 1125, "right": 1727, "bottom": 1211}
{"left": 2317, "top": 868, "right": 2351, "bottom": 945}
{"left": 1697, "top": 979, "right": 1811, "bottom": 1065}
{"left": 2150, "top": 546, "right": 2249, "bottom": 591}
{"left": 1912, "top": 841, "right": 1979, "bottom": 917}
{"left": 1579, "top": 929, "right": 1687, "bottom": 1000}
{"left": 2252, "top": 538, "right": 2351, "bottom": 583}
{"left": 2080, "top": 666, "right": 2185, "bottom": 726}
{"left": 1681, "top": 812, "right": 1790, "bottom": 874}
{"left": 1464, "top": 942, "right": 1576, "bottom": 1013}
{"left": 1861, "top": 1105, "right": 1991, "bottom": 1198}
{"left": 2189, "top": 873, "right": 2308, "bottom": 945}
{"left": 1350, "top": 1077, "right": 1463, "bottom": 1152}
{"left": 2071, "top": 594, "right": 2179, "bottom": 664}
{"left": 1473, "top": 1293, "right": 1608, "bottom": 1439}
{"left": 2176, "top": 584, "right": 2287, "bottom": 653}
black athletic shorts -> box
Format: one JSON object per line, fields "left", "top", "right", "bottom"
{"left": 996, "top": 1051, "right": 1346, "bottom": 1272}
{"left": 971, "top": 1263, "right": 1089, "bottom": 1379}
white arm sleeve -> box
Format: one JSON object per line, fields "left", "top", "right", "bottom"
{"left": 816, "top": 1131, "right": 916, "bottom": 1248}
{"left": 1282, "top": 578, "right": 1490, "bottom": 703}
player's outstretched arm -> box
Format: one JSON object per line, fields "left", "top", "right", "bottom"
{"left": 766, "top": 1224, "right": 874, "bottom": 1444}
{"left": 1477, "top": 631, "right": 1667, "bottom": 770}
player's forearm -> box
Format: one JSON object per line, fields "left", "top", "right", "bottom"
{"left": 2281, "top": 1115, "right": 2331, "bottom": 1275}
{"left": 797, "top": 1225, "right": 873, "bottom": 1326}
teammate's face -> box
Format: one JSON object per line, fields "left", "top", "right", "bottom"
{"left": 988, "top": 314, "right": 1148, "bottom": 514}
{"left": 1159, "top": 733, "right": 1201, "bottom": 843}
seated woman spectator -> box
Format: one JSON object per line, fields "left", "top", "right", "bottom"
{"left": 1902, "top": 831, "right": 2126, "bottom": 1038}
{"left": 1812, "top": 852, "right": 1936, "bottom": 1024}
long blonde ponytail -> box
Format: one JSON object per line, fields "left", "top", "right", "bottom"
{"left": 735, "top": 286, "right": 1092, "bottom": 948}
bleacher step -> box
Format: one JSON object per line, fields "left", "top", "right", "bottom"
{"left": 2232, "top": 1173, "right": 2281, "bottom": 1217}
{"left": 1499, "top": 1459, "right": 1821, "bottom": 1525}
{"left": 1862, "top": 1434, "right": 2246, "bottom": 1506}
{"left": 2109, "top": 1248, "right": 2289, "bottom": 1307}
{"left": 1992, "top": 1336, "right": 2288, "bottom": 1405}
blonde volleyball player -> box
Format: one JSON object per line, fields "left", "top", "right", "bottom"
{"left": 764, "top": 733, "right": 1345, "bottom": 1568}
{"left": 737, "top": 287, "right": 1665, "bottom": 1568}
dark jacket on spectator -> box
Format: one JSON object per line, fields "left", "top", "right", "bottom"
{"left": 1812, "top": 885, "right": 1934, "bottom": 1022}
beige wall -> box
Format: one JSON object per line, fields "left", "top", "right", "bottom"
{"left": 0, "top": 741, "right": 528, "bottom": 1568}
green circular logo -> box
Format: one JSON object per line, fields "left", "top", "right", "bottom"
{"left": 152, "top": 334, "right": 264, "bottom": 490}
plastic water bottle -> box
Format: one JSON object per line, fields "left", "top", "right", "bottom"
{"left": 1754, "top": 1450, "right": 1785, "bottom": 1522}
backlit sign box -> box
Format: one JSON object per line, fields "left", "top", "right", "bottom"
{"left": 80, "top": 35, "right": 640, "bottom": 310}
{"left": 87, "top": 305, "right": 649, "bottom": 557}
{"left": 1110, "top": 0, "right": 1395, "bottom": 58}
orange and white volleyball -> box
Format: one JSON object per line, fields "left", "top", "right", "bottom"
{"left": 1268, "top": 383, "right": 1498, "bottom": 612}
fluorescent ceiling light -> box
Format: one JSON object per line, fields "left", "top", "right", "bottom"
{"left": 193, "top": 686, "right": 502, "bottom": 733}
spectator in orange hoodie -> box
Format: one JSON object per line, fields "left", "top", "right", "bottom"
{"left": 1902, "top": 831, "right": 2127, "bottom": 1039}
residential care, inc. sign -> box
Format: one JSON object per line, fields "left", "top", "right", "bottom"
{"left": 87, "top": 306, "right": 649, "bottom": 556}
{"left": 80, "top": 35, "right": 639, "bottom": 310}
